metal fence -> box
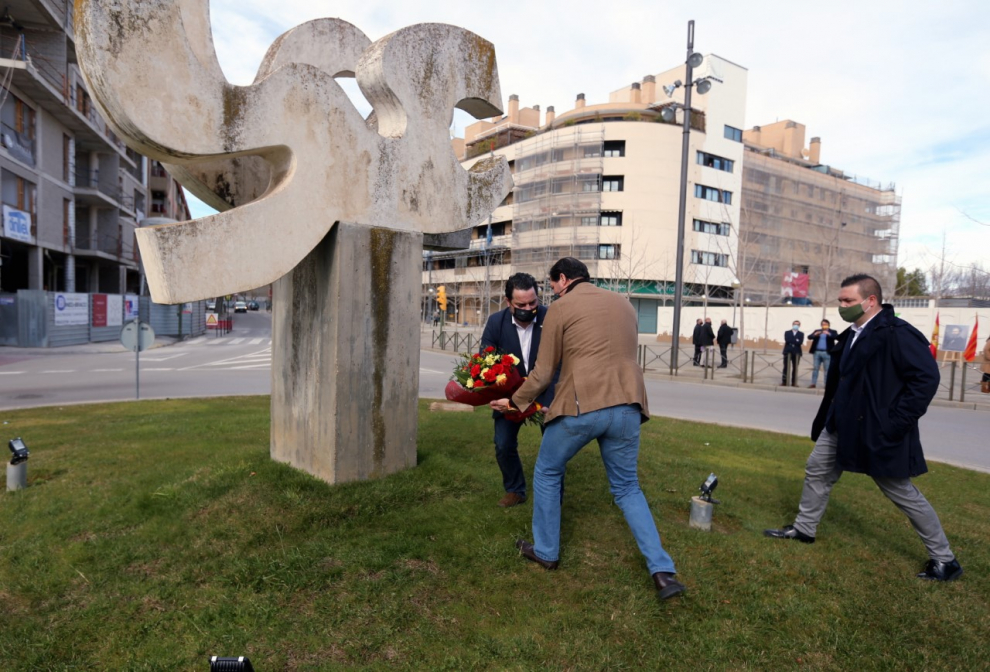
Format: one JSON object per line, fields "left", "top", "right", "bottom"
{"left": 431, "top": 330, "right": 479, "bottom": 353}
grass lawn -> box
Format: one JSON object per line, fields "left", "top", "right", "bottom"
{"left": 0, "top": 397, "right": 987, "bottom": 670}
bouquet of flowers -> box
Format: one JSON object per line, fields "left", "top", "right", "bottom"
{"left": 444, "top": 347, "right": 543, "bottom": 423}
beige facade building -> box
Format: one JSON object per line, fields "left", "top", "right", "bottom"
{"left": 739, "top": 120, "right": 900, "bottom": 306}
{"left": 425, "top": 55, "right": 749, "bottom": 332}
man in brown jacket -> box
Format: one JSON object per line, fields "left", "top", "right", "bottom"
{"left": 490, "top": 257, "right": 685, "bottom": 601}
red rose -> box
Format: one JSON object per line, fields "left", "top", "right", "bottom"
{"left": 501, "top": 355, "right": 514, "bottom": 365}
{"left": 483, "top": 368, "right": 497, "bottom": 382}
{"left": 485, "top": 346, "right": 496, "bottom": 353}
{"left": 470, "top": 364, "right": 481, "bottom": 377}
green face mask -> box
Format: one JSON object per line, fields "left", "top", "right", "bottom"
{"left": 838, "top": 300, "right": 866, "bottom": 323}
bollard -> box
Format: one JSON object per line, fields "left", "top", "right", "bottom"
{"left": 689, "top": 496, "right": 714, "bottom": 531}
{"left": 7, "top": 461, "right": 26, "bottom": 491}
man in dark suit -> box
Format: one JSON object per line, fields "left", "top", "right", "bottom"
{"left": 782, "top": 320, "right": 804, "bottom": 386}
{"left": 692, "top": 319, "right": 704, "bottom": 366}
{"left": 480, "top": 273, "right": 555, "bottom": 508}
{"left": 716, "top": 320, "right": 733, "bottom": 368}
{"left": 765, "top": 274, "right": 962, "bottom": 581}
{"left": 490, "top": 257, "right": 684, "bottom": 601}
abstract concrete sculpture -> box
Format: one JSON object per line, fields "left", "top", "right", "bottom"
{"left": 75, "top": 1, "right": 512, "bottom": 483}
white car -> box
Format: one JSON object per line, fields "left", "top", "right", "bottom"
{"left": 234, "top": 301, "right": 248, "bottom": 313}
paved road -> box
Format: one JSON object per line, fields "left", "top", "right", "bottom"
{"left": 2, "top": 321, "right": 987, "bottom": 473}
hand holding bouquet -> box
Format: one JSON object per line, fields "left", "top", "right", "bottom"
{"left": 445, "top": 347, "right": 543, "bottom": 424}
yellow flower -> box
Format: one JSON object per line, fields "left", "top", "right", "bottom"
{"left": 510, "top": 354, "right": 520, "bottom": 365}
{"left": 496, "top": 374, "right": 507, "bottom": 384}
{"left": 485, "top": 355, "right": 496, "bottom": 366}
{"left": 466, "top": 379, "right": 474, "bottom": 389}
{"left": 481, "top": 368, "right": 489, "bottom": 378}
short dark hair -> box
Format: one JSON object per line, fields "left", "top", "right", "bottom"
{"left": 505, "top": 272, "right": 538, "bottom": 301}
{"left": 841, "top": 274, "right": 883, "bottom": 303}
{"left": 549, "top": 257, "right": 590, "bottom": 282}
{"left": 821, "top": 319, "right": 831, "bottom": 326}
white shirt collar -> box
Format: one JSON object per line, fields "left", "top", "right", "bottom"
{"left": 851, "top": 310, "right": 880, "bottom": 334}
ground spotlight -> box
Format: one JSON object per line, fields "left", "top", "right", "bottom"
{"left": 8, "top": 438, "right": 28, "bottom": 465}
{"left": 210, "top": 657, "right": 254, "bottom": 672}
{"left": 699, "top": 472, "right": 719, "bottom": 503}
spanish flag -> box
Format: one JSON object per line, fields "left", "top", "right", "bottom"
{"left": 963, "top": 316, "right": 978, "bottom": 362}
{"left": 929, "top": 312, "right": 939, "bottom": 359}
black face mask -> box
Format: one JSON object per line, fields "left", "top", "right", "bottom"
{"left": 513, "top": 307, "right": 537, "bottom": 323}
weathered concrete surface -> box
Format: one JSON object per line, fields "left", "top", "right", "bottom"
{"left": 271, "top": 223, "right": 421, "bottom": 483}
{"left": 74, "top": 1, "right": 512, "bottom": 485}
{"left": 74, "top": 2, "right": 512, "bottom": 304}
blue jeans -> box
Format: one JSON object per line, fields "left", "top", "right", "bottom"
{"left": 811, "top": 351, "right": 831, "bottom": 386}
{"left": 493, "top": 416, "right": 526, "bottom": 495}
{"left": 531, "top": 404, "right": 676, "bottom": 575}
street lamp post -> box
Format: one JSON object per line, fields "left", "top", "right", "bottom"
{"left": 662, "top": 20, "right": 712, "bottom": 376}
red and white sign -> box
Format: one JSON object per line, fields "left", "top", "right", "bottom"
{"left": 92, "top": 294, "right": 108, "bottom": 327}
{"left": 781, "top": 272, "right": 809, "bottom": 298}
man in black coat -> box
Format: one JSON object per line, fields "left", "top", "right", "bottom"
{"left": 700, "top": 317, "right": 716, "bottom": 367}
{"left": 765, "top": 274, "right": 962, "bottom": 581}
{"left": 781, "top": 320, "right": 804, "bottom": 386}
{"left": 716, "top": 319, "right": 733, "bottom": 368}
{"left": 480, "top": 273, "right": 556, "bottom": 508}
{"left": 691, "top": 319, "right": 704, "bottom": 366}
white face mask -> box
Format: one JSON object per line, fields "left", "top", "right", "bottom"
{"left": 792, "top": 325, "right": 800, "bottom": 331}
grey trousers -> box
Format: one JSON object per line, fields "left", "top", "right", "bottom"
{"left": 793, "top": 429, "right": 954, "bottom": 562}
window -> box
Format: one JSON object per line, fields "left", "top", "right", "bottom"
{"left": 694, "top": 184, "right": 732, "bottom": 204}
{"left": 581, "top": 216, "right": 598, "bottom": 227}
{"left": 583, "top": 144, "right": 601, "bottom": 158}
{"left": 602, "top": 176, "right": 624, "bottom": 192}
{"left": 696, "top": 151, "right": 733, "bottom": 173}
{"left": 693, "top": 219, "right": 730, "bottom": 236}
{"left": 691, "top": 250, "right": 729, "bottom": 267}
{"left": 582, "top": 178, "right": 599, "bottom": 192}
{"left": 600, "top": 212, "right": 622, "bottom": 227}
{"left": 598, "top": 244, "right": 619, "bottom": 260}
{"left": 724, "top": 125, "right": 742, "bottom": 142}
{"left": 603, "top": 141, "right": 626, "bottom": 158}
{"left": 63, "top": 199, "right": 71, "bottom": 245}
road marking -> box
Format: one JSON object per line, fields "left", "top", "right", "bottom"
{"left": 249, "top": 338, "right": 264, "bottom": 345}
{"left": 229, "top": 337, "right": 246, "bottom": 345}
{"left": 92, "top": 368, "right": 124, "bottom": 372}
{"left": 143, "top": 368, "right": 174, "bottom": 371}
{"left": 420, "top": 368, "right": 447, "bottom": 374}
{"left": 142, "top": 353, "right": 187, "bottom": 362}
{"left": 185, "top": 337, "right": 207, "bottom": 345}
{"left": 0, "top": 371, "right": 25, "bottom": 375}
{"left": 229, "top": 364, "right": 271, "bottom": 370}
{"left": 205, "top": 339, "right": 227, "bottom": 346}
{"left": 42, "top": 370, "right": 76, "bottom": 374}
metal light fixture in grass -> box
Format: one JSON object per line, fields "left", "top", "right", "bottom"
{"left": 209, "top": 656, "right": 254, "bottom": 672}
{"left": 699, "top": 472, "right": 719, "bottom": 503}
{"left": 689, "top": 473, "right": 720, "bottom": 532}
{"left": 7, "top": 437, "right": 29, "bottom": 492}
{"left": 8, "top": 437, "right": 28, "bottom": 465}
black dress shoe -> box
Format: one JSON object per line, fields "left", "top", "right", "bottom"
{"left": 917, "top": 558, "right": 963, "bottom": 582}
{"left": 516, "top": 539, "right": 558, "bottom": 570}
{"left": 652, "top": 572, "right": 686, "bottom": 600}
{"left": 763, "top": 524, "right": 815, "bottom": 544}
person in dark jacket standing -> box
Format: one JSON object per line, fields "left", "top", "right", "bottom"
{"left": 806, "top": 319, "right": 837, "bottom": 388}
{"left": 781, "top": 320, "right": 804, "bottom": 386}
{"left": 716, "top": 320, "right": 733, "bottom": 368}
{"left": 764, "top": 274, "right": 962, "bottom": 581}
{"left": 700, "top": 318, "right": 716, "bottom": 367}
{"left": 692, "top": 319, "right": 704, "bottom": 366}
{"left": 480, "top": 273, "right": 556, "bottom": 508}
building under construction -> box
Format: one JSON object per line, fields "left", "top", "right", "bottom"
{"left": 739, "top": 120, "right": 900, "bottom": 306}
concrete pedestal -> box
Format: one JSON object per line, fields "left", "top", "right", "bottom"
{"left": 271, "top": 223, "right": 422, "bottom": 484}
{"left": 689, "top": 496, "right": 713, "bottom": 531}
{"left": 7, "top": 462, "right": 27, "bottom": 491}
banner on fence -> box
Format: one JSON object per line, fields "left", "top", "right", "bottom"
{"left": 54, "top": 292, "right": 88, "bottom": 326}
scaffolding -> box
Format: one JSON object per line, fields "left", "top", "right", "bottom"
{"left": 739, "top": 146, "right": 901, "bottom": 306}
{"left": 510, "top": 126, "right": 607, "bottom": 291}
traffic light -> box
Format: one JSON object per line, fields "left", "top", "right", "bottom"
{"left": 436, "top": 286, "right": 447, "bottom": 311}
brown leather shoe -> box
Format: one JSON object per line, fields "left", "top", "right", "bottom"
{"left": 652, "top": 572, "right": 686, "bottom": 600}
{"left": 516, "top": 539, "right": 558, "bottom": 570}
{"left": 498, "top": 492, "right": 527, "bottom": 508}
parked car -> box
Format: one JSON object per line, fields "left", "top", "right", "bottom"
{"left": 234, "top": 301, "right": 248, "bottom": 313}
{"left": 248, "top": 301, "right": 260, "bottom": 311}
{"left": 206, "top": 301, "right": 216, "bottom": 312}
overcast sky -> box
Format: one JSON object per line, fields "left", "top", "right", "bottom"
{"left": 187, "top": 0, "right": 990, "bottom": 274}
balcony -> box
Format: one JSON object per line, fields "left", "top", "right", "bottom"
{"left": 0, "top": 122, "right": 35, "bottom": 166}
{"left": 74, "top": 167, "right": 127, "bottom": 210}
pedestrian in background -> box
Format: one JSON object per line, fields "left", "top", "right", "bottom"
{"left": 982, "top": 335, "right": 990, "bottom": 394}
{"left": 782, "top": 320, "right": 805, "bottom": 386}
{"left": 700, "top": 318, "right": 716, "bottom": 368}
{"left": 716, "top": 319, "right": 733, "bottom": 368}
{"left": 807, "top": 319, "right": 838, "bottom": 389}
{"left": 692, "top": 318, "right": 703, "bottom": 366}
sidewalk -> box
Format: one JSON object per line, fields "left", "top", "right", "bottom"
{"left": 0, "top": 336, "right": 180, "bottom": 357}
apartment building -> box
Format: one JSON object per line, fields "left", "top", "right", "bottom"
{"left": 0, "top": 0, "right": 149, "bottom": 295}
{"left": 427, "top": 55, "right": 749, "bottom": 333}
{"left": 149, "top": 159, "right": 192, "bottom": 222}
{"left": 739, "top": 120, "right": 900, "bottom": 305}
